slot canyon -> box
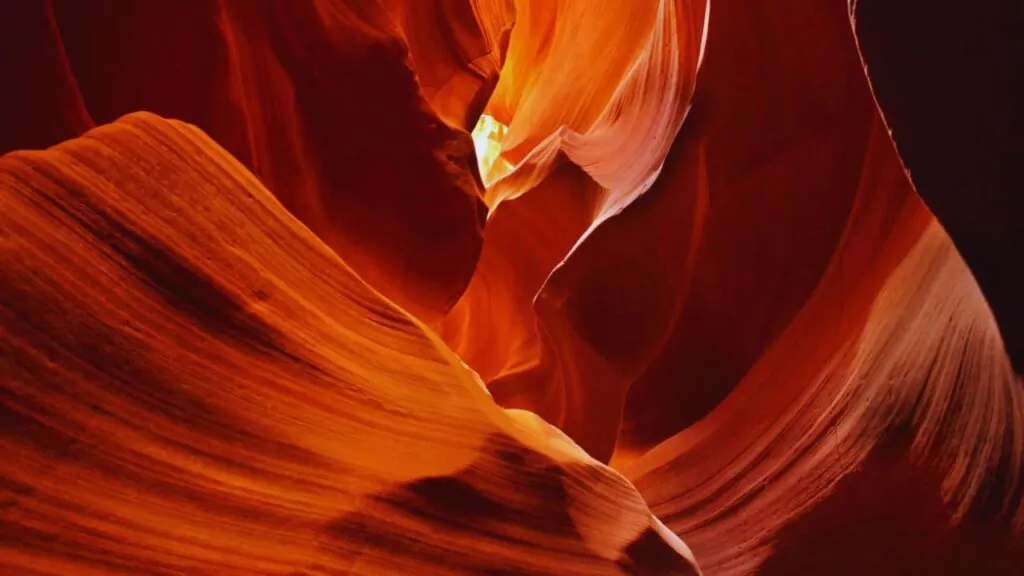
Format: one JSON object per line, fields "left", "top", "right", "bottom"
{"left": 1, "top": 1, "right": 1021, "bottom": 574}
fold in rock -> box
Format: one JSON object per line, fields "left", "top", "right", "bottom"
{"left": 1, "top": 1, "right": 1021, "bottom": 574}
{"left": 627, "top": 219, "right": 1024, "bottom": 575}
{"left": 442, "top": 0, "right": 708, "bottom": 461}
{"left": 0, "top": 113, "right": 699, "bottom": 575}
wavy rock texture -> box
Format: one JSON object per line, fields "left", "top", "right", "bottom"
{"left": 446, "top": 0, "right": 1024, "bottom": 573}
{"left": 625, "top": 213, "right": 1024, "bottom": 574}
{"left": 0, "top": 113, "right": 700, "bottom": 575}
{"left": 442, "top": 0, "right": 708, "bottom": 461}
{"left": 2, "top": 0, "right": 488, "bottom": 322}
{"left": 446, "top": 0, "right": 904, "bottom": 461}
{"left": 480, "top": 0, "right": 708, "bottom": 211}
{"left": 1, "top": 0, "right": 1022, "bottom": 574}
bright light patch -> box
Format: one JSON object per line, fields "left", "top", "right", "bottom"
{"left": 471, "top": 113, "right": 512, "bottom": 188}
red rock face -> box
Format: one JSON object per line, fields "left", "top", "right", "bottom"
{"left": 1, "top": 1, "right": 1021, "bottom": 574}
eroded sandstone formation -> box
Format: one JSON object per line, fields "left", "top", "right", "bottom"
{"left": 1, "top": 1, "right": 1021, "bottom": 574}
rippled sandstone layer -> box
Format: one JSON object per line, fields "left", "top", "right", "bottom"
{"left": 0, "top": 113, "right": 700, "bottom": 575}
{"left": 1, "top": 0, "right": 1021, "bottom": 574}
